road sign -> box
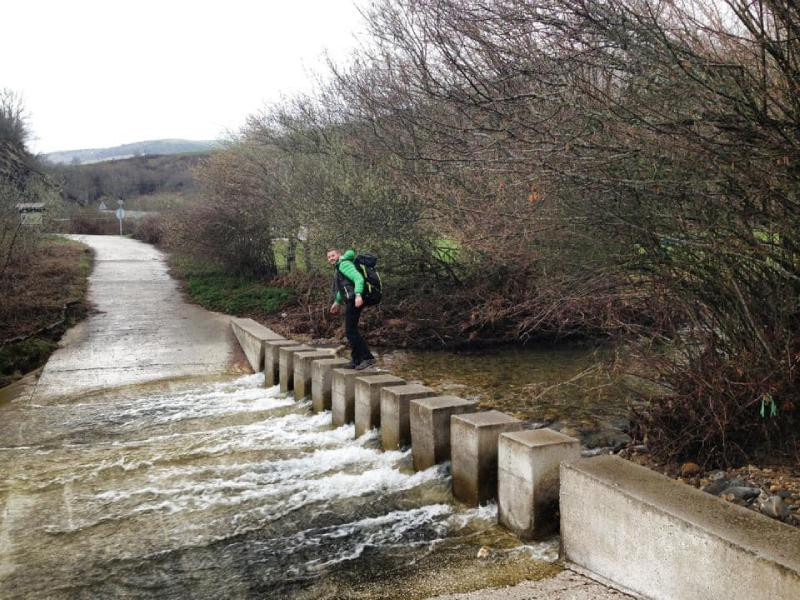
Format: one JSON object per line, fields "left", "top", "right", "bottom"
{"left": 116, "top": 208, "right": 125, "bottom": 235}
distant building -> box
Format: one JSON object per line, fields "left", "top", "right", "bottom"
{"left": 16, "top": 203, "right": 45, "bottom": 226}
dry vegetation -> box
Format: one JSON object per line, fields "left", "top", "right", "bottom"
{"left": 0, "top": 236, "right": 91, "bottom": 387}
{"left": 48, "top": 153, "right": 202, "bottom": 206}
{"left": 0, "top": 89, "right": 93, "bottom": 386}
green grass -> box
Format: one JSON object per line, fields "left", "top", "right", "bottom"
{"left": 173, "top": 258, "right": 294, "bottom": 316}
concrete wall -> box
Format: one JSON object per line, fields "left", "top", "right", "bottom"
{"left": 230, "top": 317, "right": 283, "bottom": 372}
{"left": 561, "top": 456, "right": 800, "bottom": 600}
{"left": 498, "top": 428, "right": 579, "bottom": 540}
{"left": 332, "top": 368, "right": 378, "bottom": 426}
{"left": 450, "top": 411, "right": 522, "bottom": 506}
{"left": 409, "top": 396, "right": 478, "bottom": 470}
{"left": 278, "top": 345, "right": 313, "bottom": 393}
{"left": 294, "top": 351, "right": 334, "bottom": 403}
{"left": 312, "top": 358, "right": 351, "bottom": 412}
{"left": 264, "top": 340, "right": 297, "bottom": 388}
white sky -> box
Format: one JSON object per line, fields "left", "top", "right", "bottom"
{"left": 2, "top": 0, "right": 365, "bottom": 154}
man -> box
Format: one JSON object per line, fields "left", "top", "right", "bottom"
{"left": 327, "top": 248, "right": 376, "bottom": 370}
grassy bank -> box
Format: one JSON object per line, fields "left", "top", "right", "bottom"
{"left": 169, "top": 256, "right": 295, "bottom": 318}
{"left": 0, "top": 236, "right": 92, "bottom": 387}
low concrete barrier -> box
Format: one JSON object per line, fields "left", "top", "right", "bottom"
{"left": 263, "top": 339, "right": 297, "bottom": 388}
{"left": 227, "top": 326, "right": 800, "bottom": 594}
{"left": 278, "top": 345, "right": 313, "bottom": 393}
{"left": 380, "top": 384, "right": 436, "bottom": 450}
{"left": 498, "top": 428, "right": 579, "bottom": 540}
{"left": 409, "top": 396, "right": 478, "bottom": 470}
{"left": 561, "top": 456, "right": 800, "bottom": 600}
{"left": 354, "top": 374, "right": 406, "bottom": 436}
{"left": 451, "top": 410, "right": 522, "bottom": 506}
{"left": 230, "top": 318, "right": 283, "bottom": 372}
{"left": 294, "top": 350, "right": 334, "bottom": 403}
{"left": 331, "top": 368, "right": 378, "bottom": 426}
{"left": 312, "top": 358, "right": 351, "bottom": 412}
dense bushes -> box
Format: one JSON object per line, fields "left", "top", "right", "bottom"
{"left": 48, "top": 206, "right": 119, "bottom": 235}
{"left": 131, "top": 214, "right": 164, "bottom": 245}
{"left": 49, "top": 153, "right": 204, "bottom": 206}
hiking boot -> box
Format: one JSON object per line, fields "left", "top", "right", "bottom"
{"left": 345, "top": 361, "right": 357, "bottom": 369}
{"left": 355, "top": 358, "right": 377, "bottom": 370}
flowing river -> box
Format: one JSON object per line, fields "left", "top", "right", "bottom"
{"left": 383, "top": 343, "right": 637, "bottom": 441}
{"left": 0, "top": 373, "right": 560, "bottom": 599}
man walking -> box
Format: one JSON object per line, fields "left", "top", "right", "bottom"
{"left": 327, "top": 249, "right": 376, "bottom": 370}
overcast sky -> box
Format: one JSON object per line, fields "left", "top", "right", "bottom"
{"left": 2, "top": 0, "right": 365, "bottom": 154}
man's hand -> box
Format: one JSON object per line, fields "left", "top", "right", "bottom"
{"left": 355, "top": 294, "right": 364, "bottom": 308}
{"left": 330, "top": 303, "right": 340, "bottom": 315}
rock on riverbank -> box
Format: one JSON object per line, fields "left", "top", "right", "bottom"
{"left": 622, "top": 449, "right": 800, "bottom": 529}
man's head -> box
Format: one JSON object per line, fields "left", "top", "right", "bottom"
{"left": 326, "top": 249, "right": 341, "bottom": 266}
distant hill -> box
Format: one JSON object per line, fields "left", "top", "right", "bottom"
{"left": 44, "top": 139, "right": 220, "bottom": 165}
{"left": 50, "top": 153, "right": 207, "bottom": 205}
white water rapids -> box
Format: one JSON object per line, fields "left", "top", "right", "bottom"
{"left": 0, "top": 374, "right": 557, "bottom": 599}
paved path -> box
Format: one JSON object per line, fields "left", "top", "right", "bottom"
{"left": 32, "top": 235, "right": 235, "bottom": 400}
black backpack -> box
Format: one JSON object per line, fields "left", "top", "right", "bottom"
{"left": 354, "top": 253, "right": 382, "bottom": 305}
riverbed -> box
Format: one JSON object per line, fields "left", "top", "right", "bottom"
{"left": 382, "top": 343, "right": 637, "bottom": 440}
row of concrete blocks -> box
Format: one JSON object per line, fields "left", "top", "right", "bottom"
{"left": 237, "top": 322, "right": 800, "bottom": 599}
{"left": 262, "top": 336, "right": 576, "bottom": 540}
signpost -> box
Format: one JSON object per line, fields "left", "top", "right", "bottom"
{"left": 116, "top": 207, "right": 125, "bottom": 235}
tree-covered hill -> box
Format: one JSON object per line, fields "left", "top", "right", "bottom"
{"left": 44, "top": 139, "right": 219, "bottom": 165}
{"left": 49, "top": 152, "right": 207, "bottom": 205}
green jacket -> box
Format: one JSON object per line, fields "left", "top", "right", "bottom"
{"left": 333, "top": 250, "right": 365, "bottom": 304}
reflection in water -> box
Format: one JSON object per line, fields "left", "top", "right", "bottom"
{"left": 0, "top": 374, "right": 558, "bottom": 599}
{"left": 382, "top": 344, "right": 635, "bottom": 431}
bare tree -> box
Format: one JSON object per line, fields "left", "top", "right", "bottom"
{"left": 0, "top": 88, "right": 29, "bottom": 147}
{"left": 0, "top": 88, "right": 41, "bottom": 280}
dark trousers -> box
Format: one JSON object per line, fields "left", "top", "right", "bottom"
{"left": 345, "top": 300, "right": 374, "bottom": 364}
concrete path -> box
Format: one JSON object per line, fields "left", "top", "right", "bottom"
{"left": 429, "top": 570, "right": 632, "bottom": 600}
{"left": 31, "top": 235, "right": 235, "bottom": 400}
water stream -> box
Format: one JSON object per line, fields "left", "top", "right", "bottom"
{"left": 0, "top": 373, "right": 559, "bottom": 599}
{"left": 383, "top": 343, "right": 636, "bottom": 437}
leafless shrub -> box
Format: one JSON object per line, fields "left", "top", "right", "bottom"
{"left": 131, "top": 214, "right": 164, "bottom": 245}
{"left": 1, "top": 90, "right": 47, "bottom": 280}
